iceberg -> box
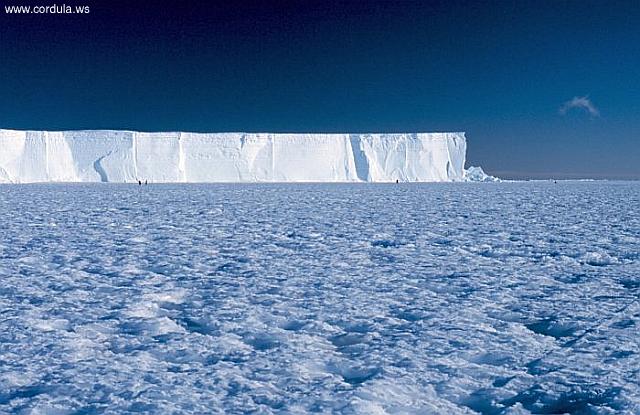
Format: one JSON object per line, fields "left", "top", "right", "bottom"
{"left": 0, "top": 130, "right": 469, "bottom": 183}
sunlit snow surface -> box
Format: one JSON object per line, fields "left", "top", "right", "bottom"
{"left": 1, "top": 182, "right": 639, "bottom": 414}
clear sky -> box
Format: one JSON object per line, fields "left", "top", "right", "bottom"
{"left": 1, "top": 0, "right": 639, "bottom": 179}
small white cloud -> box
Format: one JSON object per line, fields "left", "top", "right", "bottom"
{"left": 559, "top": 96, "right": 600, "bottom": 117}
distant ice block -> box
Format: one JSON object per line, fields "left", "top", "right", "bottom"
{"left": 0, "top": 130, "right": 469, "bottom": 183}
{"left": 464, "top": 166, "right": 500, "bottom": 182}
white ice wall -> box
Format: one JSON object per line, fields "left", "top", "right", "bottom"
{"left": 0, "top": 130, "right": 467, "bottom": 183}
{"left": 0, "top": 130, "right": 25, "bottom": 182}
{"left": 136, "top": 132, "right": 182, "bottom": 182}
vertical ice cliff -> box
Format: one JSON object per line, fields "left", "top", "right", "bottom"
{"left": 0, "top": 130, "right": 467, "bottom": 183}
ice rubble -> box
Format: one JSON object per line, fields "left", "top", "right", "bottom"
{"left": 464, "top": 166, "right": 500, "bottom": 182}
{"left": 0, "top": 129, "right": 477, "bottom": 183}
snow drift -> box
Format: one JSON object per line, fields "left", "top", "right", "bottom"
{"left": 0, "top": 130, "right": 468, "bottom": 183}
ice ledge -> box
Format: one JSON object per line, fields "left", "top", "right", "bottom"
{"left": 0, "top": 129, "right": 478, "bottom": 183}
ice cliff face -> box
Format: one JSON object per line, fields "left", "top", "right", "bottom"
{"left": 0, "top": 130, "right": 467, "bottom": 183}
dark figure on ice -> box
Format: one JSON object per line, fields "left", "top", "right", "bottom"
{"left": 138, "top": 180, "right": 142, "bottom": 186}
{"left": 145, "top": 180, "right": 148, "bottom": 185}
{"left": 396, "top": 179, "right": 399, "bottom": 184}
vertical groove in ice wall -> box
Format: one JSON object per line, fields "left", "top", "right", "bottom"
{"left": 348, "top": 134, "right": 369, "bottom": 181}
{"left": 0, "top": 130, "right": 467, "bottom": 183}
{"left": 44, "top": 131, "right": 49, "bottom": 179}
{"left": 178, "top": 132, "right": 185, "bottom": 183}
{"left": 133, "top": 132, "right": 138, "bottom": 181}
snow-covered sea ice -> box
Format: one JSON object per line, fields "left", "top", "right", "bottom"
{"left": 0, "top": 182, "right": 638, "bottom": 413}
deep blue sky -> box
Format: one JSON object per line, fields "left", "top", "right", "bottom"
{"left": 1, "top": 0, "right": 639, "bottom": 178}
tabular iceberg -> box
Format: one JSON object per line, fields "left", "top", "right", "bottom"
{"left": 0, "top": 130, "right": 467, "bottom": 183}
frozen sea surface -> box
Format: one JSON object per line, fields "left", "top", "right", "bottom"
{"left": 0, "top": 182, "right": 639, "bottom": 414}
